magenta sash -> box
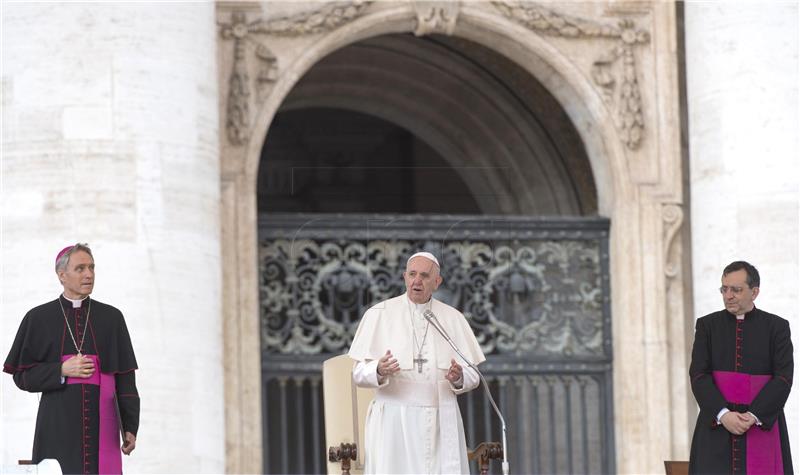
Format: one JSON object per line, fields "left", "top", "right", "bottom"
{"left": 712, "top": 371, "right": 783, "bottom": 474}
{"left": 61, "top": 354, "right": 122, "bottom": 475}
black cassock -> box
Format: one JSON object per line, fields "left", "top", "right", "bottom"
{"left": 4, "top": 296, "right": 140, "bottom": 475}
{"left": 689, "top": 307, "right": 793, "bottom": 475}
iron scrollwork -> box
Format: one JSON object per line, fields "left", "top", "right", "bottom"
{"left": 259, "top": 215, "right": 609, "bottom": 359}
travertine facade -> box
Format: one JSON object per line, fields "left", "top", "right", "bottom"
{"left": 1, "top": 3, "right": 224, "bottom": 473}
{"left": 685, "top": 1, "right": 799, "bottom": 464}
{"left": 1, "top": 1, "right": 797, "bottom": 474}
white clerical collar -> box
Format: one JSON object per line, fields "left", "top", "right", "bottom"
{"left": 736, "top": 306, "right": 756, "bottom": 320}
{"left": 63, "top": 294, "right": 89, "bottom": 308}
{"left": 406, "top": 294, "right": 432, "bottom": 312}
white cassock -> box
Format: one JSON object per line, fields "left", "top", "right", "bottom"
{"left": 349, "top": 294, "right": 486, "bottom": 474}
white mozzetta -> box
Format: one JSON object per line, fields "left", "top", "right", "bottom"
{"left": 686, "top": 1, "right": 799, "bottom": 461}
{"left": 1, "top": 3, "right": 224, "bottom": 472}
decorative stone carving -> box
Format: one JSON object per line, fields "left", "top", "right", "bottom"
{"left": 251, "top": 1, "right": 372, "bottom": 36}
{"left": 218, "top": 2, "right": 372, "bottom": 145}
{"left": 662, "top": 203, "right": 683, "bottom": 279}
{"left": 219, "top": 11, "right": 256, "bottom": 146}
{"left": 219, "top": 10, "right": 278, "bottom": 146}
{"left": 412, "top": 1, "right": 460, "bottom": 36}
{"left": 491, "top": 1, "right": 650, "bottom": 150}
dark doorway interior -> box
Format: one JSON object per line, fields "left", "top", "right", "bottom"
{"left": 258, "top": 107, "right": 481, "bottom": 214}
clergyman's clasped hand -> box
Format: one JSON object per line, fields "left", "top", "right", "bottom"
{"left": 61, "top": 354, "right": 95, "bottom": 378}
{"left": 720, "top": 411, "right": 756, "bottom": 435}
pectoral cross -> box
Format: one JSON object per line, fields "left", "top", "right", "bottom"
{"left": 414, "top": 353, "right": 428, "bottom": 373}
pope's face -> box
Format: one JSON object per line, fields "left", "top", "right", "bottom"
{"left": 720, "top": 269, "right": 758, "bottom": 315}
{"left": 59, "top": 251, "right": 95, "bottom": 299}
{"left": 404, "top": 256, "right": 442, "bottom": 304}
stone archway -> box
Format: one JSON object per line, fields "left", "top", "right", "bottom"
{"left": 217, "top": 2, "right": 692, "bottom": 474}
{"left": 275, "top": 33, "right": 598, "bottom": 216}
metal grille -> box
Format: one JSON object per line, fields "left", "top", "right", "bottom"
{"left": 259, "top": 213, "right": 614, "bottom": 474}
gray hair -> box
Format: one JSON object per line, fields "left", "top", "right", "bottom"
{"left": 55, "top": 243, "right": 93, "bottom": 273}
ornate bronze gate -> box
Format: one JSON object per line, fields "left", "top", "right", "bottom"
{"left": 259, "top": 213, "right": 614, "bottom": 474}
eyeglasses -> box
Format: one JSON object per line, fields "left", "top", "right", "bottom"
{"left": 719, "top": 286, "right": 748, "bottom": 295}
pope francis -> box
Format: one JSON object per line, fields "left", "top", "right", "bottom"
{"left": 348, "top": 251, "right": 486, "bottom": 474}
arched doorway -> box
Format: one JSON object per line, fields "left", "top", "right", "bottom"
{"left": 218, "top": 4, "right": 691, "bottom": 474}
{"left": 256, "top": 34, "right": 611, "bottom": 474}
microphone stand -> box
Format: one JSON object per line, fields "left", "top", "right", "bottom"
{"left": 424, "top": 310, "right": 510, "bottom": 475}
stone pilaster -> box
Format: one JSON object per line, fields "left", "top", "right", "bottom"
{"left": 1, "top": 3, "right": 224, "bottom": 472}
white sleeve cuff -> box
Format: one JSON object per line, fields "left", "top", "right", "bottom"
{"left": 747, "top": 411, "right": 762, "bottom": 426}
{"left": 447, "top": 374, "right": 464, "bottom": 390}
{"left": 716, "top": 407, "right": 730, "bottom": 423}
{"left": 451, "top": 365, "right": 479, "bottom": 395}
{"left": 352, "top": 359, "right": 388, "bottom": 388}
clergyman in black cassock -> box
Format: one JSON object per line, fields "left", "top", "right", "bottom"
{"left": 689, "top": 261, "right": 793, "bottom": 475}
{"left": 4, "top": 244, "right": 140, "bottom": 475}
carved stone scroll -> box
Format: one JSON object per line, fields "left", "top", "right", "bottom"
{"left": 662, "top": 203, "right": 683, "bottom": 279}
{"left": 218, "top": 2, "right": 372, "bottom": 146}
{"left": 219, "top": 11, "right": 255, "bottom": 146}
{"left": 491, "top": 1, "right": 650, "bottom": 150}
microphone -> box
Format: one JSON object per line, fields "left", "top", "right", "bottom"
{"left": 424, "top": 310, "right": 510, "bottom": 475}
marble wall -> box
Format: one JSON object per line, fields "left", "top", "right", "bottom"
{"left": 0, "top": 3, "right": 225, "bottom": 473}
{"left": 686, "top": 0, "right": 799, "bottom": 462}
